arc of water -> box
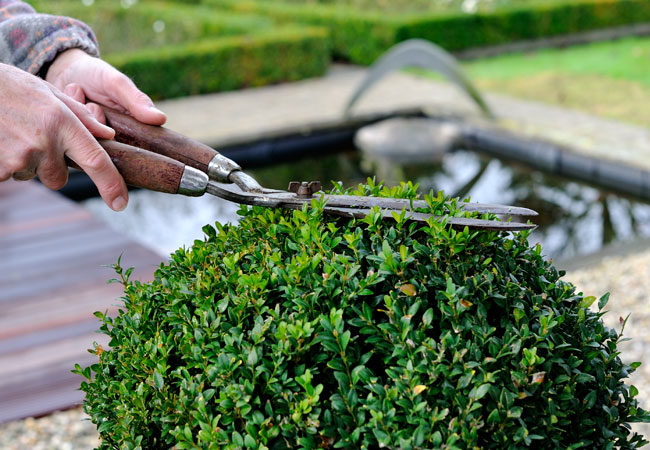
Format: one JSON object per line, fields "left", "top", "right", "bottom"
{"left": 343, "top": 39, "right": 494, "bottom": 119}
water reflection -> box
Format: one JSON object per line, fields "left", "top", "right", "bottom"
{"left": 83, "top": 149, "right": 650, "bottom": 260}
{"left": 250, "top": 149, "right": 650, "bottom": 260}
{"left": 83, "top": 190, "right": 241, "bottom": 256}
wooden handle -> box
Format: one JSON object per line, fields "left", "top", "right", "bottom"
{"left": 98, "top": 139, "right": 185, "bottom": 194}
{"left": 103, "top": 107, "right": 218, "bottom": 173}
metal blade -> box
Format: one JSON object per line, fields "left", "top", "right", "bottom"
{"left": 208, "top": 181, "right": 538, "bottom": 218}
{"left": 322, "top": 207, "right": 535, "bottom": 231}
{"left": 455, "top": 202, "right": 538, "bottom": 217}
{"left": 320, "top": 194, "right": 538, "bottom": 217}
{"left": 206, "top": 180, "right": 538, "bottom": 231}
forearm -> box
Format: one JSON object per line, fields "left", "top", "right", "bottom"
{"left": 0, "top": 0, "right": 98, "bottom": 76}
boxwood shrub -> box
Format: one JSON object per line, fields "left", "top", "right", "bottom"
{"left": 77, "top": 181, "right": 649, "bottom": 449}
{"left": 29, "top": 0, "right": 330, "bottom": 98}
{"left": 104, "top": 27, "right": 330, "bottom": 100}
{"left": 210, "top": 0, "right": 650, "bottom": 64}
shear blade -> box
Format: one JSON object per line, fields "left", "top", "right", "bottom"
{"left": 319, "top": 194, "right": 537, "bottom": 217}
{"left": 323, "top": 207, "right": 534, "bottom": 231}
{"left": 207, "top": 181, "right": 536, "bottom": 230}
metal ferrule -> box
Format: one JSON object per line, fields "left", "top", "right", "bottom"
{"left": 178, "top": 166, "right": 209, "bottom": 197}
{"left": 208, "top": 153, "right": 241, "bottom": 182}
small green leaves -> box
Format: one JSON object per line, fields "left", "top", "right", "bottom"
{"left": 599, "top": 292, "right": 611, "bottom": 310}
{"left": 153, "top": 370, "right": 164, "bottom": 390}
{"left": 399, "top": 283, "right": 416, "bottom": 297}
{"left": 580, "top": 295, "right": 597, "bottom": 308}
{"left": 78, "top": 180, "right": 650, "bottom": 450}
{"left": 340, "top": 330, "right": 351, "bottom": 351}
{"left": 422, "top": 308, "right": 434, "bottom": 326}
{"left": 413, "top": 385, "right": 427, "bottom": 395}
{"left": 470, "top": 383, "right": 491, "bottom": 400}
{"left": 216, "top": 297, "right": 229, "bottom": 313}
{"left": 247, "top": 348, "right": 258, "bottom": 366}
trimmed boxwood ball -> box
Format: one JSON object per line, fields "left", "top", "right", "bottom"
{"left": 77, "top": 181, "right": 650, "bottom": 449}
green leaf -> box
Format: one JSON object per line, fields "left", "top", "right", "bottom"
{"left": 153, "top": 370, "right": 164, "bottom": 390}
{"left": 340, "top": 330, "right": 351, "bottom": 351}
{"left": 244, "top": 434, "right": 257, "bottom": 448}
{"left": 598, "top": 293, "right": 610, "bottom": 310}
{"left": 432, "top": 431, "right": 443, "bottom": 446}
{"left": 580, "top": 296, "right": 596, "bottom": 308}
{"left": 584, "top": 391, "right": 597, "bottom": 409}
{"left": 232, "top": 431, "right": 244, "bottom": 446}
{"left": 217, "top": 297, "right": 229, "bottom": 313}
{"left": 247, "top": 348, "right": 258, "bottom": 366}
{"left": 422, "top": 308, "right": 434, "bottom": 326}
{"left": 470, "top": 383, "right": 491, "bottom": 400}
{"left": 487, "top": 409, "right": 501, "bottom": 424}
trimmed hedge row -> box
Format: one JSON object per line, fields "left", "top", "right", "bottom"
{"left": 105, "top": 27, "right": 330, "bottom": 100}
{"left": 209, "top": 0, "right": 650, "bottom": 64}
{"left": 29, "top": 1, "right": 330, "bottom": 99}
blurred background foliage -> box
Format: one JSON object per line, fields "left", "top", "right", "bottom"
{"left": 27, "top": 0, "right": 650, "bottom": 110}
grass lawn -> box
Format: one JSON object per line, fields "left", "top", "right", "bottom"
{"left": 453, "top": 37, "right": 650, "bottom": 127}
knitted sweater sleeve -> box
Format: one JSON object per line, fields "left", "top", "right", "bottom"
{"left": 0, "top": 0, "right": 99, "bottom": 76}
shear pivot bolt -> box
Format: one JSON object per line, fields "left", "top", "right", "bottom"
{"left": 288, "top": 181, "right": 321, "bottom": 198}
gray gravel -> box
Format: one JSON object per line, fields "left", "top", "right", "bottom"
{"left": 0, "top": 408, "right": 98, "bottom": 449}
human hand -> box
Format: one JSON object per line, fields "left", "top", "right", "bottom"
{"left": 0, "top": 63, "right": 129, "bottom": 211}
{"left": 45, "top": 49, "right": 167, "bottom": 127}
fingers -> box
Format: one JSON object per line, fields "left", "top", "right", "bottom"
{"left": 63, "top": 83, "right": 107, "bottom": 124}
{"left": 63, "top": 83, "right": 85, "bottom": 104}
{"left": 110, "top": 75, "right": 167, "bottom": 125}
{"left": 51, "top": 90, "right": 128, "bottom": 210}
{"left": 35, "top": 155, "right": 68, "bottom": 190}
{"left": 62, "top": 127, "right": 129, "bottom": 211}
{"left": 46, "top": 50, "right": 165, "bottom": 126}
{"left": 1, "top": 63, "right": 128, "bottom": 210}
{"left": 55, "top": 84, "right": 114, "bottom": 139}
{"left": 53, "top": 85, "right": 128, "bottom": 210}
{"left": 86, "top": 103, "right": 107, "bottom": 124}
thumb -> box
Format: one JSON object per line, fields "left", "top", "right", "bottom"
{"left": 111, "top": 75, "right": 166, "bottom": 125}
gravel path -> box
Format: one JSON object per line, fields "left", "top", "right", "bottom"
{"left": 0, "top": 408, "right": 98, "bottom": 449}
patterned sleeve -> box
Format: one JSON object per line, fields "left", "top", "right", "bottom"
{"left": 0, "top": 0, "right": 99, "bottom": 76}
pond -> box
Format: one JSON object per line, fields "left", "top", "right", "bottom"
{"left": 83, "top": 148, "right": 650, "bottom": 261}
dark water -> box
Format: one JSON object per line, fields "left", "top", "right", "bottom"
{"left": 249, "top": 149, "right": 650, "bottom": 261}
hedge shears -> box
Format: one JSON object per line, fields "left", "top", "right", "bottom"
{"left": 91, "top": 108, "right": 537, "bottom": 231}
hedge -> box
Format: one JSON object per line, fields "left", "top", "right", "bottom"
{"left": 105, "top": 27, "right": 330, "bottom": 100}
{"left": 28, "top": 1, "right": 330, "bottom": 99}
{"left": 209, "top": 0, "right": 650, "bottom": 64}
{"left": 77, "top": 182, "right": 650, "bottom": 448}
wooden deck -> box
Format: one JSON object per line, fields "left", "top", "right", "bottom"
{"left": 0, "top": 180, "right": 164, "bottom": 423}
